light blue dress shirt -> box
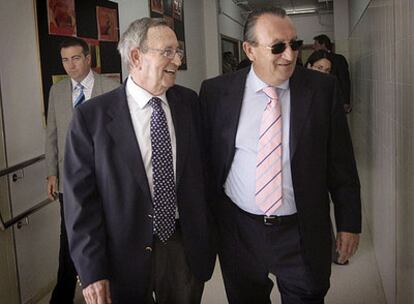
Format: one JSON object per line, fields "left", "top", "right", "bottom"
{"left": 224, "top": 67, "right": 297, "bottom": 216}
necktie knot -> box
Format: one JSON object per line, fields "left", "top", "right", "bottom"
{"left": 148, "top": 97, "right": 162, "bottom": 110}
{"left": 263, "top": 86, "right": 278, "bottom": 100}
{"left": 76, "top": 83, "right": 84, "bottom": 91}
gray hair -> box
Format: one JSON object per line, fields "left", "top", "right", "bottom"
{"left": 117, "top": 17, "right": 168, "bottom": 68}
{"left": 243, "top": 7, "right": 287, "bottom": 44}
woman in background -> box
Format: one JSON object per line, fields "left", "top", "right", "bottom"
{"left": 305, "top": 50, "right": 332, "bottom": 74}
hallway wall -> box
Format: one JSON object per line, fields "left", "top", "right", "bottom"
{"left": 348, "top": 0, "right": 414, "bottom": 303}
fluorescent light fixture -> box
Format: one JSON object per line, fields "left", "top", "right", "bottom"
{"left": 286, "top": 7, "right": 317, "bottom": 15}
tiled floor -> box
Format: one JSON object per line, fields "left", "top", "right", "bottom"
{"left": 201, "top": 208, "right": 387, "bottom": 304}
{"left": 39, "top": 210, "right": 386, "bottom": 304}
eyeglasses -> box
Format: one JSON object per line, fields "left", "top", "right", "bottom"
{"left": 145, "top": 47, "right": 185, "bottom": 60}
{"left": 260, "top": 39, "right": 303, "bottom": 55}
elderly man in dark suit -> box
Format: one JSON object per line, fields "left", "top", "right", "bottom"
{"left": 45, "top": 36, "right": 119, "bottom": 304}
{"left": 63, "top": 18, "right": 216, "bottom": 304}
{"left": 200, "top": 7, "right": 361, "bottom": 304}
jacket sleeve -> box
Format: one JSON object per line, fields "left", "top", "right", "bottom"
{"left": 63, "top": 107, "right": 109, "bottom": 287}
{"left": 328, "top": 79, "right": 361, "bottom": 233}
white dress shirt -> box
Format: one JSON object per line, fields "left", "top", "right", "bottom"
{"left": 125, "top": 75, "right": 177, "bottom": 199}
{"left": 224, "top": 67, "right": 297, "bottom": 216}
{"left": 71, "top": 69, "right": 95, "bottom": 106}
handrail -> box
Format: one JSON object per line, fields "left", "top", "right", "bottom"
{"left": 0, "top": 154, "right": 48, "bottom": 230}
{"left": 1, "top": 198, "right": 54, "bottom": 231}
{"left": 0, "top": 154, "right": 45, "bottom": 178}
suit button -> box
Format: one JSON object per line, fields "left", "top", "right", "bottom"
{"left": 145, "top": 246, "right": 152, "bottom": 252}
{"left": 148, "top": 214, "right": 153, "bottom": 218}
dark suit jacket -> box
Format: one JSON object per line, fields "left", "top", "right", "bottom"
{"left": 199, "top": 66, "right": 361, "bottom": 282}
{"left": 63, "top": 81, "right": 216, "bottom": 303}
{"left": 331, "top": 53, "right": 351, "bottom": 105}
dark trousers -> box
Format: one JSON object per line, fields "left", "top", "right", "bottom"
{"left": 49, "top": 194, "right": 77, "bottom": 304}
{"left": 145, "top": 224, "right": 204, "bottom": 304}
{"left": 217, "top": 196, "right": 330, "bottom": 304}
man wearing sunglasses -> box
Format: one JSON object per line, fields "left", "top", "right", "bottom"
{"left": 63, "top": 18, "right": 216, "bottom": 303}
{"left": 200, "top": 7, "right": 361, "bottom": 303}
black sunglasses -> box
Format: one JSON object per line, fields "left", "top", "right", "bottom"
{"left": 269, "top": 39, "right": 303, "bottom": 54}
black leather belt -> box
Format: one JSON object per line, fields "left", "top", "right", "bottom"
{"left": 222, "top": 194, "right": 298, "bottom": 226}
{"left": 236, "top": 203, "right": 298, "bottom": 226}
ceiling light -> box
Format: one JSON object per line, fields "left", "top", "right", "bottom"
{"left": 286, "top": 7, "right": 317, "bottom": 15}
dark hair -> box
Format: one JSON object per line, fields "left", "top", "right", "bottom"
{"left": 243, "top": 7, "right": 287, "bottom": 43}
{"left": 313, "top": 34, "right": 332, "bottom": 51}
{"left": 59, "top": 37, "right": 90, "bottom": 55}
{"left": 305, "top": 50, "right": 332, "bottom": 67}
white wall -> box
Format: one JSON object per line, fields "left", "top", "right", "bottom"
{"left": 0, "top": 0, "right": 44, "bottom": 166}
{"left": 349, "top": 0, "right": 370, "bottom": 32}
{"left": 203, "top": 0, "right": 220, "bottom": 78}
{"left": 175, "top": 0, "right": 206, "bottom": 91}
{"left": 334, "top": 0, "right": 350, "bottom": 59}
{"left": 290, "top": 13, "right": 334, "bottom": 45}
{"left": 348, "top": 0, "right": 414, "bottom": 302}
{"left": 218, "top": 0, "right": 244, "bottom": 41}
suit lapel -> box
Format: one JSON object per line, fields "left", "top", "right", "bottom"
{"left": 105, "top": 83, "right": 152, "bottom": 200}
{"left": 91, "top": 72, "right": 101, "bottom": 98}
{"left": 289, "top": 68, "right": 314, "bottom": 160}
{"left": 166, "top": 87, "right": 188, "bottom": 187}
{"left": 222, "top": 69, "right": 249, "bottom": 179}
{"left": 61, "top": 79, "right": 74, "bottom": 133}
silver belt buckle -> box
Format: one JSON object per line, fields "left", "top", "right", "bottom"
{"left": 264, "top": 215, "right": 276, "bottom": 226}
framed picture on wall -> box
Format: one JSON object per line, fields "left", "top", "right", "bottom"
{"left": 97, "top": 6, "right": 119, "bottom": 42}
{"left": 221, "top": 35, "right": 240, "bottom": 74}
{"left": 150, "top": 0, "right": 164, "bottom": 14}
{"left": 47, "top": 0, "right": 77, "bottom": 36}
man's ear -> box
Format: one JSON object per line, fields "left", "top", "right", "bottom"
{"left": 85, "top": 54, "right": 92, "bottom": 65}
{"left": 243, "top": 41, "right": 255, "bottom": 62}
{"left": 130, "top": 48, "right": 141, "bottom": 68}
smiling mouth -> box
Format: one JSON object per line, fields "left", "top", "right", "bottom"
{"left": 164, "top": 68, "right": 177, "bottom": 75}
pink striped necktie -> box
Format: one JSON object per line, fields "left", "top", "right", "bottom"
{"left": 255, "top": 86, "right": 283, "bottom": 216}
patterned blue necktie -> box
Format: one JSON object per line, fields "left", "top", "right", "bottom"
{"left": 74, "top": 83, "right": 85, "bottom": 108}
{"left": 149, "top": 97, "right": 176, "bottom": 242}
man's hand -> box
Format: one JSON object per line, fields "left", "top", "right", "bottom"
{"left": 344, "top": 104, "right": 352, "bottom": 113}
{"left": 336, "top": 232, "right": 360, "bottom": 264}
{"left": 82, "top": 279, "right": 112, "bottom": 304}
{"left": 47, "top": 175, "right": 58, "bottom": 200}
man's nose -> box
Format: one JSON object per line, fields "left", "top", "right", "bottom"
{"left": 282, "top": 44, "right": 295, "bottom": 61}
{"left": 68, "top": 59, "right": 76, "bottom": 68}
{"left": 171, "top": 52, "right": 182, "bottom": 66}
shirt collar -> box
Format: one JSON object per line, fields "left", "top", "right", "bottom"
{"left": 71, "top": 69, "right": 94, "bottom": 90}
{"left": 126, "top": 75, "right": 168, "bottom": 110}
{"left": 247, "top": 66, "right": 290, "bottom": 93}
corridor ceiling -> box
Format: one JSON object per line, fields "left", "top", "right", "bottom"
{"left": 233, "top": 0, "right": 333, "bottom": 15}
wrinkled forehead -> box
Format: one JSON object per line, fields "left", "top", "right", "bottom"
{"left": 254, "top": 14, "right": 297, "bottom": 44}
{"left": 146, "top": 25, "right": 179, "bottom": 48}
